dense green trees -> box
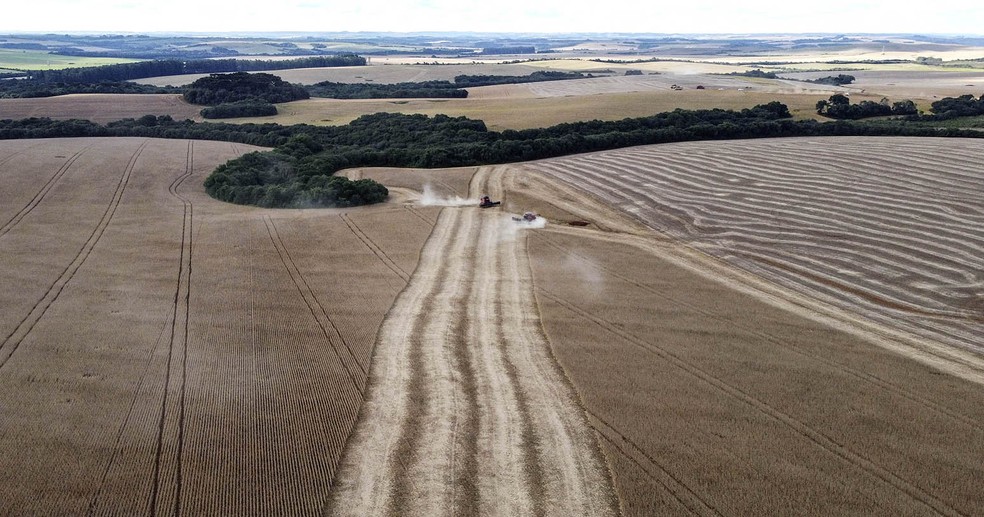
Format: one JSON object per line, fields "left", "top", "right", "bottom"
{"left": 0, "top": 80, "right": 175, "bottom": 98}
{"left": 808, "top": 74, "right": 856, "bottom": 85}
{"left": 816, "top": 94, "right": 918, "bottom": 119}
{"left": 452, "top": 71, "right": 585, "bottom": 87}
{"left": 930, "top": 94, "right": 984, "bottom": 119}
{"left": 25, "top": 55, "right": 366, "bottom": 84}
{"left": 200, "top": 101, "right": 278, "bottom": 119}
{"left": 183, "top": 73, "right": 309, "bottom": 105}
{"left": 307, "top": 80, "right": 468, "bottom": 99}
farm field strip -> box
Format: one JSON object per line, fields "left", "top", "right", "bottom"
{"left": 0, "top": 140, "right": 147, "bottom": 370}
{"left": 328, "top": 166, "right": 617, "bottom": 516}
{"left": 528, "top": 137, "right": 984, "bottom": 361}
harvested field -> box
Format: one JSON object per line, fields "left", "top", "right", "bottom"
{"left": 327, "top": 165, "right": 618, "bottom": 516}
{"left": 0, "top": 94, "right": 203, "bottom": 123}
{"left": 0, "top": 137, "right": 434, "bottom": 514}
{"left": 526, "top": 137, "right": 984, "bottom": 373}
{"left": 5, "top": 133, "right": 984, "bottom": 516}
{"left": 478, "top": 152, "right": 984, "bottom": 515}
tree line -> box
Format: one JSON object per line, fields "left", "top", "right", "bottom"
{"left": 23, "top": 55, "right": 366, "bottom": 84}
{"left": 816, "top": 94, "right": 918, "bottom": 119}
{"left": 4, "top": 101, "right": 984, "bottom": 208}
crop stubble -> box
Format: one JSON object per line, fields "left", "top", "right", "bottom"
{"left": 507, "top": 139, "right": 984, "bottom": 515}
{"left": 327, "top": 165, "right": 619, "bottom": 516}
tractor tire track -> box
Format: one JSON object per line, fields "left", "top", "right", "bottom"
{"left": 151, "top": 141, "right": 194, "bottom": 517}
{"left": 264, "top": 215, "right": 367, "bottom": 395}
{"left": 533, "top": 231, "right": 984, "bottom": 435}
{"left": 328, "top": 167, "right": 617, "bottom": 515}
{"left": 0, "top": 145, "right": 90, "bottom": 239}
{"left": 0, "top": 140, "right": 147, "bottom": 370}
{"left": 341, "top": 213, "right": 411, "bottom": 282}
{"left": 536, "top": 286, "right": 963, "bottom": 517}
{"left": 586, "top": 410, "right": 722, "bottom": 517}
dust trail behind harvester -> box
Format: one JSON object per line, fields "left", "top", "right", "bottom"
{"left": 419, "top": 184, "right": 478, "bottom": 207}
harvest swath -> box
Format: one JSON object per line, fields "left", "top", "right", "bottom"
{"left": 0, "top": 138, "right": 433, "bottom": 514}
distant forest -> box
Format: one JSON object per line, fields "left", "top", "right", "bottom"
{"left": 24, "top": 55, "right": 366, "bottom": 83}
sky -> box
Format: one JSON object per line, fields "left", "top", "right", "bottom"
{"left": 4, "top": 0, "right": 983, "bottom": 35}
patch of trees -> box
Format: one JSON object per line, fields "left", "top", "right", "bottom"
{"left": 929, "top": 94, "right": 984, "bottom": 119}
{"left": 200, "top": 101, "right": 278, "bottom": 119}
{"left": 307, "top": 80, "right": 468, "bottom": 99}
{"left": 807, "top": 74, "right": 855, "bottom": 85}
{"left": 726, "top": 69, "right": 778, "bottom": 79}
{"left": 305, "top": 72, "right": 590, "bottom": 99}
{"left": 182, "top": 73, "right": 309, "bottom": 105}
{"left": 816, "top": 94, "right": 918, "bottom": 119}
{"left": 481, "top": 46, "right": 536, "bottom": 54}
{"left": 25, "top": 55, "right": 366, "bottom": 84}
{"left": 452, "top": 71, "right": 586, "bottom": 87}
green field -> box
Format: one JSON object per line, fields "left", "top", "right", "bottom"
{"left": 0, "top": 49, "right": 138, "bottom": 71}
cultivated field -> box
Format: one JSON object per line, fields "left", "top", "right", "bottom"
{"left": 3, "top": 134, "right": 984, "bottom": 516}
{"left": 526, "top": 137, "right": 984, "bottom": 369}
{"left": 0, "top": 137, "right": 435, "bottom": 514}
{"left": 0, "top": 94, "right": 203, "bottom": 123}
{"left": 487, "top": 141, "right": 984, "bottom": 514}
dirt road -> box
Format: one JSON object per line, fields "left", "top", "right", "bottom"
{"left": 327, "top": 166, "right": 618, "bottom": 515}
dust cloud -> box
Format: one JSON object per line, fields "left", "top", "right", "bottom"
{"left": 419, "top": 184, "right": 478, "bottom": 207}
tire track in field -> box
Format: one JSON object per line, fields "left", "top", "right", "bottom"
{"left": 0, "top": 145, "right": 90, "bottom": 239}
{"left": 341, "top": 213, "right": 411, "bottom": 282}
{"left": 0, "top": 140, "right": 147, "bottom": 370}
{"left": 534, "top": 231, "right": 984, "bottom": 434}
{"left": 536, "top": 286, "right": 963, "bottom": 517}
{"left": 586, "top": 410, "right": 722, "bottom": 517}
{"left": 151, "top": 141, "right": 194, "bottom": 517}
{"left": 327, "top": 167, "right": 617, "bottom": 516}
{"left": 264, "top": 216, "right": 367, "bottom": 394}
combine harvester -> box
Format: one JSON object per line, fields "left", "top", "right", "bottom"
{"left": 512, "top": 212, "right": 539, "bottom": 223}
{"left": 479, "top": 195, "right": 501, "bottom": 208}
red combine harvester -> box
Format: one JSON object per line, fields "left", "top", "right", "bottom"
{"left": 479, "top": 195, "right": 501, "bottom": 208}
{"left": 512, "top": 212, "right": 538, "bottom": 223}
